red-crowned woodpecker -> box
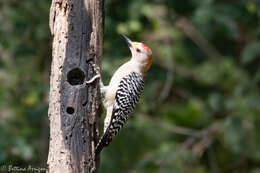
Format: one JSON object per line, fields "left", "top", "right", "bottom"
{"left": 87, "top": 35, "right": 152, "bottom": 155}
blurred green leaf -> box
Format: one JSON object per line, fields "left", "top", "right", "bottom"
{"left": 241, "top": 41, "right": 260, "bottom": 64}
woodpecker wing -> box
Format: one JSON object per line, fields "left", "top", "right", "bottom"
{"left": 95, "top": 72, "right": 144, "bottom": 154}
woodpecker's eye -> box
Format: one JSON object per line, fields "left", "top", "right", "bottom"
{"left": 136, "top": 48, "right": 141, "bottom": 53}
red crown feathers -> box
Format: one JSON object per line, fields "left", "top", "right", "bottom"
{"left": 141, "top": 43, "right": 151, "bottom": 52}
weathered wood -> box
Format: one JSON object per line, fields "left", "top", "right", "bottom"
{"left": 47, "top": 0, "right": 104, "bottom": 172}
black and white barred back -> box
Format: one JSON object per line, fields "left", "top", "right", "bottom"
{"left": 95, "top": 72, "right": 145, "bottom": 155}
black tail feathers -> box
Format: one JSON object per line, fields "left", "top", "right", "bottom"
{"left": 95, "top": 132, "right": 112, "bottom": 155}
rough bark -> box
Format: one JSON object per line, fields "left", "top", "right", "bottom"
{"left": 47, "top": 0, "right": 104, "bottom": 172}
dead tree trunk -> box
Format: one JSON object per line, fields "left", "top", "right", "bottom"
{"left": 47, "top": 0, "right": 104, "bottom": 172}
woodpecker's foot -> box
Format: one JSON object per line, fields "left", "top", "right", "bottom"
{"left": 92, "top": 63, "right": 106, "bottom": 89}
{"left": 85, "top": 64, "right": 101, "bottom": 85}
{"left": 85, "top": 74, "right": 100, "bottom": 84}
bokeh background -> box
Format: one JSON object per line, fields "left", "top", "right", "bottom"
{"left": 1, "top": 0, "right": 260, "bottom": 172}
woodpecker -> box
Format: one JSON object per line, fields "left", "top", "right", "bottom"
{"left": 87, "top": 35, "right": 152, "bottom": 155}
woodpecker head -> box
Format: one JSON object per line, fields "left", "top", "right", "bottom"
{"left": 121, "top": 34, "right": 152, "bottom": 72}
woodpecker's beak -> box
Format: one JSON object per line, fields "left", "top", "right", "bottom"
{"left": 121, "top": 34, "right": 132, "bottom": 48}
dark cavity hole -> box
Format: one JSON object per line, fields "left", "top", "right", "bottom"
{"left": 66, "top": 107, "right": 75, "bottom": 114}
{"left": 67, "top": 68, "right": 85, "bottom": 85}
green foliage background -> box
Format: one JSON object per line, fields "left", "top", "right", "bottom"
{"left": 1, "top": 0, "right": 260, "bottom": 172}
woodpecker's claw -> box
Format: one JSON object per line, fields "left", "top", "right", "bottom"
{"left": 85, "top": 74, "right": 100, "bottom": 84}
{"left": 85, "top": 64, "right": 101, "bottom": 85}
